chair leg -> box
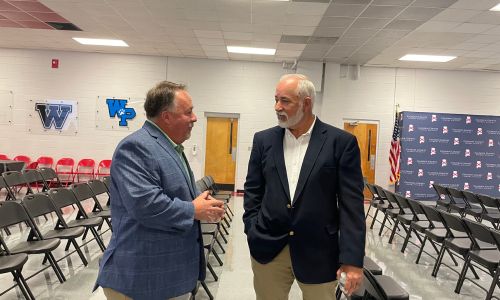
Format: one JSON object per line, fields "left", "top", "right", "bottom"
{"left": 220, "top": 222, "right": 229, "bottom": 235}
{"left": 212, "top": 250, "right": 223, "bottom": 266}
{"left": 401, "top": 227, "right": 413, "bottom": 253}
{"left": 378, "top": 214, "right": 388, "bottom": 236}
{"left": 486, "top": 268, "right": 500, "bottom": 300}
{"left": 370, "top": 208, "right": 379, "bottom": 229}
{"left": 72, "top": 239, "right": 88, "bottom": 266}
{"left": 445, "top": 248, "right": 459, "bottom": 266}
{"left": 416, "top": 236, "right": 427, "bottom": 264}
{"left": 218, "top": 228, "right": 228, "bottom": 244}
{"left": 64, "top": 240, "right": 71, "bottom": 251}
{"left": 207, "top": 262, "right": 218, "bottom": 281}
{"left": 200, "top": 281, "right": 214, "bottom": 300}
{"left": 12, "top": 270, "right": 34, "bottom": 300}
{"left": 432, "top": 244, "right": 446, "bottom": 277}
{"left": 46, "top": 253, "right": 66, "bottom": 283}
{"left": 215, "top": 236, "right": 225, "bottom": 254}
{"left": 455, "top": 256, "right": 470, "bottom": 294}
{"left": 89, "top": 227, "right": 106, "bottom": 252}
{"left": 388, "top": 219, "right": 399, "bottom": 244}
{"left": 365, "top": 204, "right": 373, "bottom": 221}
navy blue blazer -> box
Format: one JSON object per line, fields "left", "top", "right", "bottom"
{"left": 94, "top": 121, "right": 204, "bottom": 300}
{"left": 243, "top": 118, "right": 366, "bottom": 284}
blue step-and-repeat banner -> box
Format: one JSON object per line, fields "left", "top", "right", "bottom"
{"left": 396, "top": 111, "right": 500, "bottom": 200}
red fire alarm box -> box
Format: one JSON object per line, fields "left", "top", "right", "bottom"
{"left": 51, "top": 59, "right": 59, "bottom": 69}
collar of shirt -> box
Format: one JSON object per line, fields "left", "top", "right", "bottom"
{"left": 146, "top": 119, "right": 183, "bottom": 154}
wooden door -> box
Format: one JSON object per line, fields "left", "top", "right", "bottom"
{"left": 344, "top": 122, "right": 378, "bottom": 199}
{"left": 205, "top": 117, "right": 238, "bottom": 190}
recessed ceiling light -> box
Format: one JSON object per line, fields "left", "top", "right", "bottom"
{"left": 73, "top": 38, "right": 129, "bottom": 47}
{"left": 490, "top": 3, "right": 500, "bottom": 11}
{"left": 227, "top": 46, "right": 276, "bottom": 55}
{"left": 399, "top": 54, "right": 456, "bottom": 62}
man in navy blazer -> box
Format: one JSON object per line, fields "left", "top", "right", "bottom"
{"left": 95, "top": 81, "right": 225, "bottom": 300}
{"left": 243, "top": 74, "right": 365, "bottom": 300}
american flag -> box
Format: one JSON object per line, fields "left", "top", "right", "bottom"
{"left": 389, "top": 112, "right": 401, "bottom": 184}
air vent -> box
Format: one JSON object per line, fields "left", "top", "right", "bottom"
{"left": 309, "top": 37, "right": 338, "bottom": 44}
{"left": 46, "top": 22, "right": 82, "bottom": 31}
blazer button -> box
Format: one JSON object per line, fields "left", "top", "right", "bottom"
{"left": 289, "top": 231, "right": 295, "bottom": 236}
{"left": 287, "top": 204, "right": 291, "bottom": 209}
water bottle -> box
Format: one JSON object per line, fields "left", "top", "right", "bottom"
{"left": 338, "top": 272, "right": 347, "bottom": 294}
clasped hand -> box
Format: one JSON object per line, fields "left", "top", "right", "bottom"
{"left": 193, "top": 191, "right": 225, "bottom": 222}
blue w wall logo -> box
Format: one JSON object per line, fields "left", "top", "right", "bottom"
{"left": 35, "top": 103, "right": 73, "bottom": 130}
{"left": 106, "top": 99, "right": 136, "bottom": 126}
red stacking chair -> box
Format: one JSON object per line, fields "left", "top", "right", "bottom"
{"left": 55, "top": 158, "right": 75, "bottom": 187}
{"left": 74, "top": 159, "right": 96, "bottom": 182}
{"left": 0, "top": 154, "right": 9, "bottom": 160}
{"left": 13, "top": 155, "right": 31, "bottom": 165}
{"left": 95, "top": 160, "right": 111, "bottom": 178}
{"left": 26, "top": 162, "right": 38, "bottom": 169}
{"left": 36, "top": 156, "right": 54, "bottom": 168}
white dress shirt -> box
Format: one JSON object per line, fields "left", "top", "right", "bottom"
{"left": 283, "top": 116, "right": 317, "bottom": 202}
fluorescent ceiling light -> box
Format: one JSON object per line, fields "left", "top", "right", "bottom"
{"left": 490, "top": 3, "right": 500, "bottom": 11}
{"left": 73, "top": 38, "right": 129, "bottom": 47}
{"left": 227, "top": 46, "right": 276, "bottom": 55}
{"left": 399, "top": 54, "right": 456, "bottom": 62}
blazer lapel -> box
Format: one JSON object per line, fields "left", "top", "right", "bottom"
{"left": 143, "top": 122, "right": 196, "bottom": 198}
{"left": 273, "top": 128, "right": 291, "bottom": 202}
{"left": 292, "top": 120, "right": 327, "bottom": 204}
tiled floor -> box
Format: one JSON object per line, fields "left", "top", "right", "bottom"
{"left": 1, "top": 195, "right": 500, "bottom": 299}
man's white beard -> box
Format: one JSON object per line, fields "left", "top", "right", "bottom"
{"left": 277, "top": 104, "right": 304, "bottom": 129}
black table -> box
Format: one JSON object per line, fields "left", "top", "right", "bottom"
{"left": 0, "top": 160, "right": 25, "bottom": 174}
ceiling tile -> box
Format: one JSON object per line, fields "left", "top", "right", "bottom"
{"left": 360, "top": 5, "right": 405, "bottom": 19}
{"left": 467, "top": 12, "right": 500, "bottom": 25}
{"left": 465, "top": 34, "right": 500, "bottom": 44}
{"left": 414, "top": 20, "right": 460, "bottom": 32}
{"left": 194, "top": 29, "right": 223, "bottom": 39}
{"left": 318, "top": 16, "right": 354, "bottom": 27}
{"left": 16, "top": 20, "right": 52, "bottom": 29}
{"left": 277, "top": 43, "right": 307, "bottom": 50}
{"left": 323, "top": 4, "right": 367, "bottom": 17}
{"left": 0, "top": 10, "right": 35, "bottom": 20}
{"left": 287, "top": 2, "right": 329, "bottom": 15}
{"left": 482, "top": 26, "right": 500, "bottom": 35}
{"left": 372, "top": 0, "right": 412, "bottom": 5}
{"left": 313, "top": 26, "right": 345, "bottom": 37}
{"left": 374, "top": 29, "right": 411, "bottom": 39}
{"left": 8, "top": 1, "right": 52, "bottom": 12}
{"left": 451, "top": 23, "right": 496, "bottom": 34}
{"left": 432, "top": 8, "right": 481, "bottom": 22}
{"left": 220, "top": 22, "right": 253, "bottom": 33}
{"left": 29, "top": 12, "right": 68, "bottom": 22}
{"left": 197, "top": 38, "right": 225, "bottom": 46}
{"left": 0, "top": 0, "right": 19, "bottom": 11}
{"left": 326, "top": 45, "right": 359, "bottom": 57}
{"left": 223, "top": 31, "right": 252, "bottom": 41}
{"left": 333, "top": 0, "right": 371, "bottom": 4}
{"left": 280, "top": 35, "right": 310, "bottom": 44}
{"left": 282, "top": 25, "right": 315, "bottom": 35}
{"left": 275, "top": 49, "right": 302, "bottom": 58}
{"left": 201, "top": 44, "right": 226, "bottom": 52}
{"left": 253, "top": 33, "right": 282, "bottom": 42}
{"left": 449, "top": 0, "right": 499, "bottom": 10}
{"left": 284, "top": 14, "right": 322, "bottom": 26}
{"left": 411, "top": 0, "right": 458, "bottom": 8}
{"left": 0, "top": 18, "right": 21, "bottom": 27}
{"left": 350, "top": 17, "right": 390, "bottom": 29}
{"left": 397, "top": 7, "right": 443, "bottom": 21}
{"left": 343, "top": 28, "right": 378, "bottom": 38}
{"left": 385, "top": 19, "right": 426, "bottom": 30}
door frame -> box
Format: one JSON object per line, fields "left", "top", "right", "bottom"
{"left": 342, "top": 118, "right": 380, "bottom": 184}
{"left": 203, "top": 112, "right": 241, "bottom": 186}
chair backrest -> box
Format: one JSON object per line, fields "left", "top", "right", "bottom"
{"left": 102, "top": 176, "right": 111, "bottom": 190}
{"left": 438, "top": 210, "right": 468, "bottom": 237}
{"left": 446, "top": 187, "right": 466, "bottom": 205}
{"left": 361, "top": 268, "right": 389, "bottom": 300}
{"left": 96, "top": 159, "right": 111, "bottom": 176}
{"left": 489, "top": 229, "right": 500, "bottom": 251}
{"left": 22, "top": 193, "right": 57, "bottom": 219}
{"left": 373, "top": 185, "right": 388, "bottom": 200}
{"left": 432, "top": 184, "right": 450, "bottom": 201}
{"left": 87, "top": 179, "right": 109, "bottom": 196}
{"left": 201, "top": 176, "right": 213, "bottom": 191}
{"left": 477, "top": 194, "right": 500, "bottom": 210}
{"left": 462, "top": 190, "right": 481, "bottom": 207}
{"left": 420, "top": 203, "right": 443, "bottom": 226}
{"left": 55, "top": 158, "right": 75, "bottom": 170}
{"left": 366, "top": 183, "right": 379, "bottom": 199}
{"left": 463, "top": 218, "right": 496, "bottom": 248}
{"left": 2, "top": 171, "right": 27, "bottom": 186}
{"left": 36, "top": 156, "right": 54, "bottom": 168}
{"left": 22, "top": 169, "right": 44, "bottom": 186}
{"left": 71, "top": 182, "right": 96, "bottom": 202}
{"left": 77, "top": 159, "right": 95, "bottom": 169}
{"left": 39, "top": 167, "right": 58, "bottom": 181}
{"left": 0, "top": 154, "right": 9, "bottom": 160}
{"left": 384, "top": 190, "right": 402, "bottom": 210}
{"left": 13, "top": 155, "right": 31, "bottom": 165}
{"left": 393, "top": 193, "right": 411, "bottom": 210}
{"left": 0, "top": 201, "right": 31, "bottom": 229}
{"left": 75, "top": 159, "right": 96, "bottom": 181}
{"left": 407, "top": 198, "right": 426, "bottom": 216}
{"left": 25, "top": 161, "right": 38, "bottom": 169}
{"left": 48, "top": 188, "right": 79, "bottom": 209}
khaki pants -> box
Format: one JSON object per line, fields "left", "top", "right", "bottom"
{"left": 103, "top": 288, "right": 191, "bottom": 300}
{"left": 251, "top": 245, "right": 338, "bottom": 300}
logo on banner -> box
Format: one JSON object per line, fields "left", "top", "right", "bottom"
{"left": 432, "top": 115, "right": 437, "bottom": 122}
{"left": 106, "top": 98, "right": 137, "bottom": 126}
{"left": 419, "top": 136, "right": 425, "bottom": 144}
{"left": 466, "top": 116, "right": 471, "bottom": 124}
{"left": 454, "top": 138, "right": 460, "bottom": 145}
{"left": 430, "top": 147, "right": 436, "bottom": 155}
{"left": 442, "top": 159, "right": 447, "bottom": 167}
{"left": 408, "top": 124, "right": 414, "bottom": 132}
{"left": 452, "top": 171, "right": 459, "bottom": 178}
{"left": 465, "top": 149, "right": 471, "bottom": 157}
{"left": 418, "top": 169, "right": 424, "bottom": 177}
{"left": 487, "top": 172, "right": 493, "bottom": 180}
{"left": 35, "top": 103, "right": 73, "bottom": 130}
{"left": 442, "top": 126, "right": 448, "bottom": 134}
{"left": 464, "top": 182, "right": 470, "bottom": 190}
{"left": 429, "top": 180, "right": 434, "bottom": 188}
{"left": 407, "top": 157, "right": 413, "bottom": 165}
{"left": 477, "top": 128, "right": 483, "bottom": 135}
{"left": 477, "top": 161, "right": 482, "bottom": 168}
{"left": 489, "top": 139, "right": 494, "bottom": 147}
{"left": 405, "top": 191, "right": 411, "bottom": 198}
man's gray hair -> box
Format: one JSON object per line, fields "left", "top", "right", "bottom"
{"left": 280, "top": 74, "right": 316, "bottom": 106}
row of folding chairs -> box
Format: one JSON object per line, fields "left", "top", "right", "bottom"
{"left": 433, "top": 183, "right": 500, "bottom": 229}
{"left": 0, "top": 178, "right": 112, "bottom": 299}
{"left": 366, "top": 183, "right": 500, "bottom": 300}
{"left": 193, "top": 175, "right": 234, "bottom": 300}
{"left": 0, "top": 168, "right": 64, "bottom": 202}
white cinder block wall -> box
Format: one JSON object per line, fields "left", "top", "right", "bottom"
{"left": 1, "top": 47, "right": 499, "bottom": 191}
{"left": 322, "top": 64, "right": 500, "bottom": 191}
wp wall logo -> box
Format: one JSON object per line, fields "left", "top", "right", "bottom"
{"left": 106, "top": 98, "right": 136, "bottom": 126}
{"left": 35, "top": 103, "right": 73, "bottom": 130}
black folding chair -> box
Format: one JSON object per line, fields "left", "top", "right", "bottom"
{"left": 2, "top": 171, "right": 33, "bottom": 201}
{"left": 38, "top": 167, "right": 63, "bottom": 191}
{"left": 0, "top": 253, "right": 34, "bottom": 300}
{"left": 71, "top": 182, "right": 112, "bottom": 231}
{"left": 339, "top": 268, "right": 409, "bottom": 300}
{"left": 476, "top": 194, "right": 500, "bottom": 229}
{"left": 0, "top": 201, "right": 66, "bottom": 283}
{"left": 87, "top": 179, "right": 111, "bottom": 210}
{"left": 432, "top": 183, "right": 451, "bottom": 211}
